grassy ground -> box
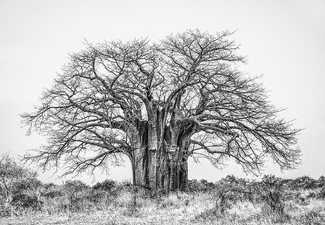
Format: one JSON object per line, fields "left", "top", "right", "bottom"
{"left": 1, "top": 190, "right": 325, "bottom": 225}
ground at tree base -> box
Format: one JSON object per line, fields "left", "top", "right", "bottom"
{"left": 1, "top": 191, "right": 325, "bottom": 225}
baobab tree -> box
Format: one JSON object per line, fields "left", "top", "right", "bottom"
{"left": 21, "top": 30, "right": 301, "bottom": 191}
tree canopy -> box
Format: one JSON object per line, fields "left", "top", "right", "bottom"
{"left": 22, "top": 30, "right": 301, "bottom": 190}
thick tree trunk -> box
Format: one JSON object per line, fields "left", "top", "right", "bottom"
{"left": 128, "top": 127, "right": 189, "bottom": 191}
{"left": 169, "top": 151, "right": 188, "bottom": 191}
{"left": 131, "top": 142, "right": 189, "bottom": 191}
{"left": 126, "top": 118, "right": 157, "bottom": 188}
{"left": 127, "top": 104, "right": 191, "bottom": 191}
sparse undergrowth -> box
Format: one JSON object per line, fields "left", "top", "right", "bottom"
{"left": 1, "top": 176, "right": 325, "bottom": 224}
{"left": 0, "top": 190, "right": 325, "bottom": 224}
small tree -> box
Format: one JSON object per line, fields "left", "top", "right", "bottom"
{"left": 63, "top": 180, "right": 89, "bottom": 200}
{"left": 63, "top": 180, "right": 90, "bottom": 211}
{"left": 0, "top": 153, "right": 37, "bottom": 214}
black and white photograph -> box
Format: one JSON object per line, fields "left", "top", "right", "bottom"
{"left": 0, "top": 0, "right": 324, "bottom": 224}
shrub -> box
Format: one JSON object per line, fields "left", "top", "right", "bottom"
{"left": 62, "top": 180, "right": 91, "bottom": 212}
{"left": 11, "top": 193, "right": 43, "bottom": 211}
{"left": 260, "top": 175, "right": 286, "bottom": 220}
{"left": 188, "top": 179, "right": 215, "bottom": 192}
{"left": 317, "top": 187, "right": 325, "bottom": 199}
{"left": 0, "top": 153, "right": 38, "bottom": 215}
{"left": 92, "top": 179, "right": 116, "bottom": 192}
{"left": 42, "top": 185, "right": 63, "bottom": 199}
{"left": 291, "top": 176, "right": 318, "bottom": 190}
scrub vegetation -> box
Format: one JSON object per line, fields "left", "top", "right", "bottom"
{"left": 0, "top": 155, "right": 324, "bottom": 225}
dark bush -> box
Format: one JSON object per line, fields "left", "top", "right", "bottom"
{"left": 317, "top": 176, "right": 325, "bottom": 188}
{"left": 290, "top": 176, "right": 317, "bottom": 190}
{"left": 12, "top": 193, "right": 43, "bottom": 210}
{"left": 92, "top": 179, "right": 116, "bottom": 192}
{"left": 188, "top": 179, "right": 215, "bottom": 192}
{"left": 260, "top": 175, "right": 286, "bottom": 220}
{"left": 41, "top": 183, "right": 63, "bottom": 199}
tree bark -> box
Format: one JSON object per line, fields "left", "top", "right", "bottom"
{"left": 127, "top": 109, "right": 190, "bottom": 191}
{"left": 169, "top": 151, "right": 188, "bottom": 191}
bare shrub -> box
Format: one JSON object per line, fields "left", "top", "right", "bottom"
{"left": 260, "top": 175, "right": 287, "bottom": 221}
{"left": 62, "top": 180, "right": 92, "bottom": 212}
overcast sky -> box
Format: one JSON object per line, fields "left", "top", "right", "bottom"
{"left": 1, "top": 0, "right": 325, "bottom": 184}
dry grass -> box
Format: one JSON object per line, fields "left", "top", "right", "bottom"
{"left": 1, "top": 190, "right": 325, "bottom": 225}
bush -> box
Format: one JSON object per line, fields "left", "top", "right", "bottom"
{"left": 0, "top": 153, "right": 38, "bottom": 215}
{"left": 291, "top": 176, "right": 318, "bottom": 190}
{"left": 92, "top": 179, "right": 116, "bottom": 192}
{"left": 42, "top": 184, "right": 63, "bottom": 199}
{"left": 317, "top": 187, "right": 325, "bottom": 199}
{"left": 11, "top": 193, "right": 43, "bottom": 211}
{"left": 62, "top": 180, "right": 91, "bottom": 212}
{"left": 188, "top": 179, "right": 215, "bottom": 192}
{"left": 260, "top": 175, "right": 286, "bottom": 220}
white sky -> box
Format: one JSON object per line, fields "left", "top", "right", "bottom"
{"left": 1, "top": 0, "right": 325, "bottom": 184}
